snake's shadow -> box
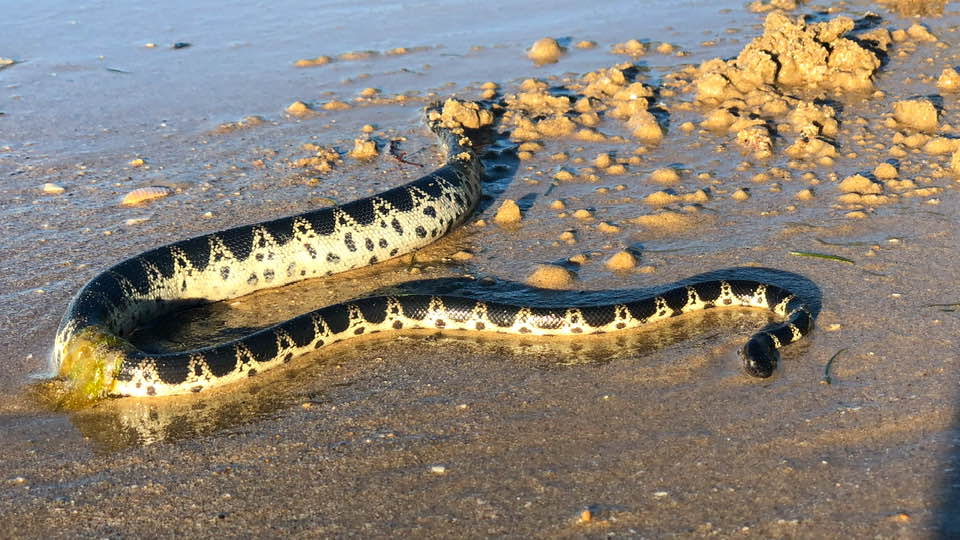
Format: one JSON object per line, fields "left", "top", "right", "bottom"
{"left": 462, "top": 107, "right": 523, "bottom": 214}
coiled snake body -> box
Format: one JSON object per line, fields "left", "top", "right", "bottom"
{"left": 50, "top": 104, "right": 814, "bottom": 407}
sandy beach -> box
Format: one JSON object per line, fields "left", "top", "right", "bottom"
{"left": 2, "top": 0, "right": 959, "bottom": 537}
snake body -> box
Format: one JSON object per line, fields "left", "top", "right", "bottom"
{"left": 50, "top": 104, "right": 814, "bottom": 407}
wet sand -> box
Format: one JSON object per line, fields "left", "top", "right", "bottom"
{"left": 2, "top": 0, "right": 960, "bottom": 537}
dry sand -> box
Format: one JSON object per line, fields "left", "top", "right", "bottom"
{"left": 1, "top": 0, "right": 959, "bottom": 537}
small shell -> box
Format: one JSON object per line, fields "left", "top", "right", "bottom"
{"left": 121, "top": 186, "right": 172, "bottom": 206}
{"left": 42, "top": 182, "right": 66, "bottom": 194}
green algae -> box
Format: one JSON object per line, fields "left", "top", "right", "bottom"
{"left": 44, "top": 327, "right": 129, "bottom": 410}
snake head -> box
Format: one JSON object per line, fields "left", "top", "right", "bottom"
{"left": 739, "top": 334, "right": 779, "bottom": 378}
{"left": 42, "top": 326, "right": 127, "bottom": 409}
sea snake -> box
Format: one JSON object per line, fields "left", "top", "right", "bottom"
{"left": 49, "top": 101, "right": 815, "bottom": 408}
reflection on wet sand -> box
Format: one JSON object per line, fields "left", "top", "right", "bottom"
{"left": 68, "top": 307, "right": 784, "bottom": 452}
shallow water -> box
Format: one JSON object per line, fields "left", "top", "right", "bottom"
{"left": 2, "top": 0, "right": 960, "bottom": 536}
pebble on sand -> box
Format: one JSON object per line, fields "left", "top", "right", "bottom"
{"left": 526, "top": 264, "right": 574, "bottom": 289}
{"left": 121, "top": 186, "right": 172, "bottom": 206}
{"left": 42, "top": 183, "right": 65, "bottom": 195}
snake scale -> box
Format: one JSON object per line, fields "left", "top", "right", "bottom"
{"left": 49, "top": 102, "right": 815, "bottom": 408}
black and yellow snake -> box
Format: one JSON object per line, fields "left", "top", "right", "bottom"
{"left": 49, "top": 102, "right": 815, "bottom": 408}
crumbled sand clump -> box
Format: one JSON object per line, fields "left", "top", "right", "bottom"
{"left": 286, "top": 101, "right": 313, "bottom": 116}
{"left": 502, "top": 79, "right": 576, "bottom": 140}
{"left": 597, "top": 221, "right": 621, "bottom": 233}
{"left": 610, "top": 39, "right": 647, "bottom": 57}
{"left": 293, "top": 144, "right": 341, "bottom": 173}
{"left": 629, "top": 209, "right": 706, "bottom": 232}
{"left": 626, "top": 111, "right": 664, "bottom": 141}
{"left": 835, "top": 171, "right": 897, "bottom": 206}
{"left": 688, "top": 12, "right": 881, "bottom": 159}
{"left": 649, "top": 167, "right": 680, "bottom": 184}
{"left": 787, "top": 101, "right": 839, "bottom": 138}
{"left": 695, "top": 13, "right": 880, "bottom": 98}
{"left": 215, "top": 115, "right": 266, "bottom": 133}
{"left": 876, "top": 0, "right": 947, "bottom": 16}
{"left": 605, "top": 250, "right": 638, "bottom": 271}
{"left": 906, "top": 23, "right": 937, "bottom": 42}
{"left": 349, "top": 138, "right": 378, "bottom": 160}
{"left": 439, "top": 99, "right": 494, "bottom": 130}
{"left": 873, "top": 163, "right": 898, "bottom": 179}
{"left": 502, "top": 66, "right": 660, "bottom": 143}
{"left": 293, "top": 56, "right": 332, "bottom": 67}
{"left": 937, "top": 68, "right": 960, "bottom": 92}
{"left": 528, "top": 38, "right": 566, "bottom": 65}
{"left": 838, "top": 174, "right": 883, "bottom": 194}
{"left": 748, "top": 0, "right": 800, "bottom": 12}
{"left": 643, "top": 189, "right": 709, "bottom": 207}
{"left": 950, "top": 150, "right": 960, "bottom": 174}
{"left": 736, "top": 124, "right": 774, "bottom": 158}
{"left": 322, "top": 100, "right": 352, "bottom": 111}
{"left": 338, "top": 50, "right": 377, "bottom": 61}
{"left": 526, "top": 264, "right": 574, "bottom": 288}
{"left": 493, "top": 199, "right": 522, "bottom": 225}
{"left": 892, "top": 99, "right": 938, "bottom": 132}
{"left": 922, "top": 137, "right": 959, "bottom": 155}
